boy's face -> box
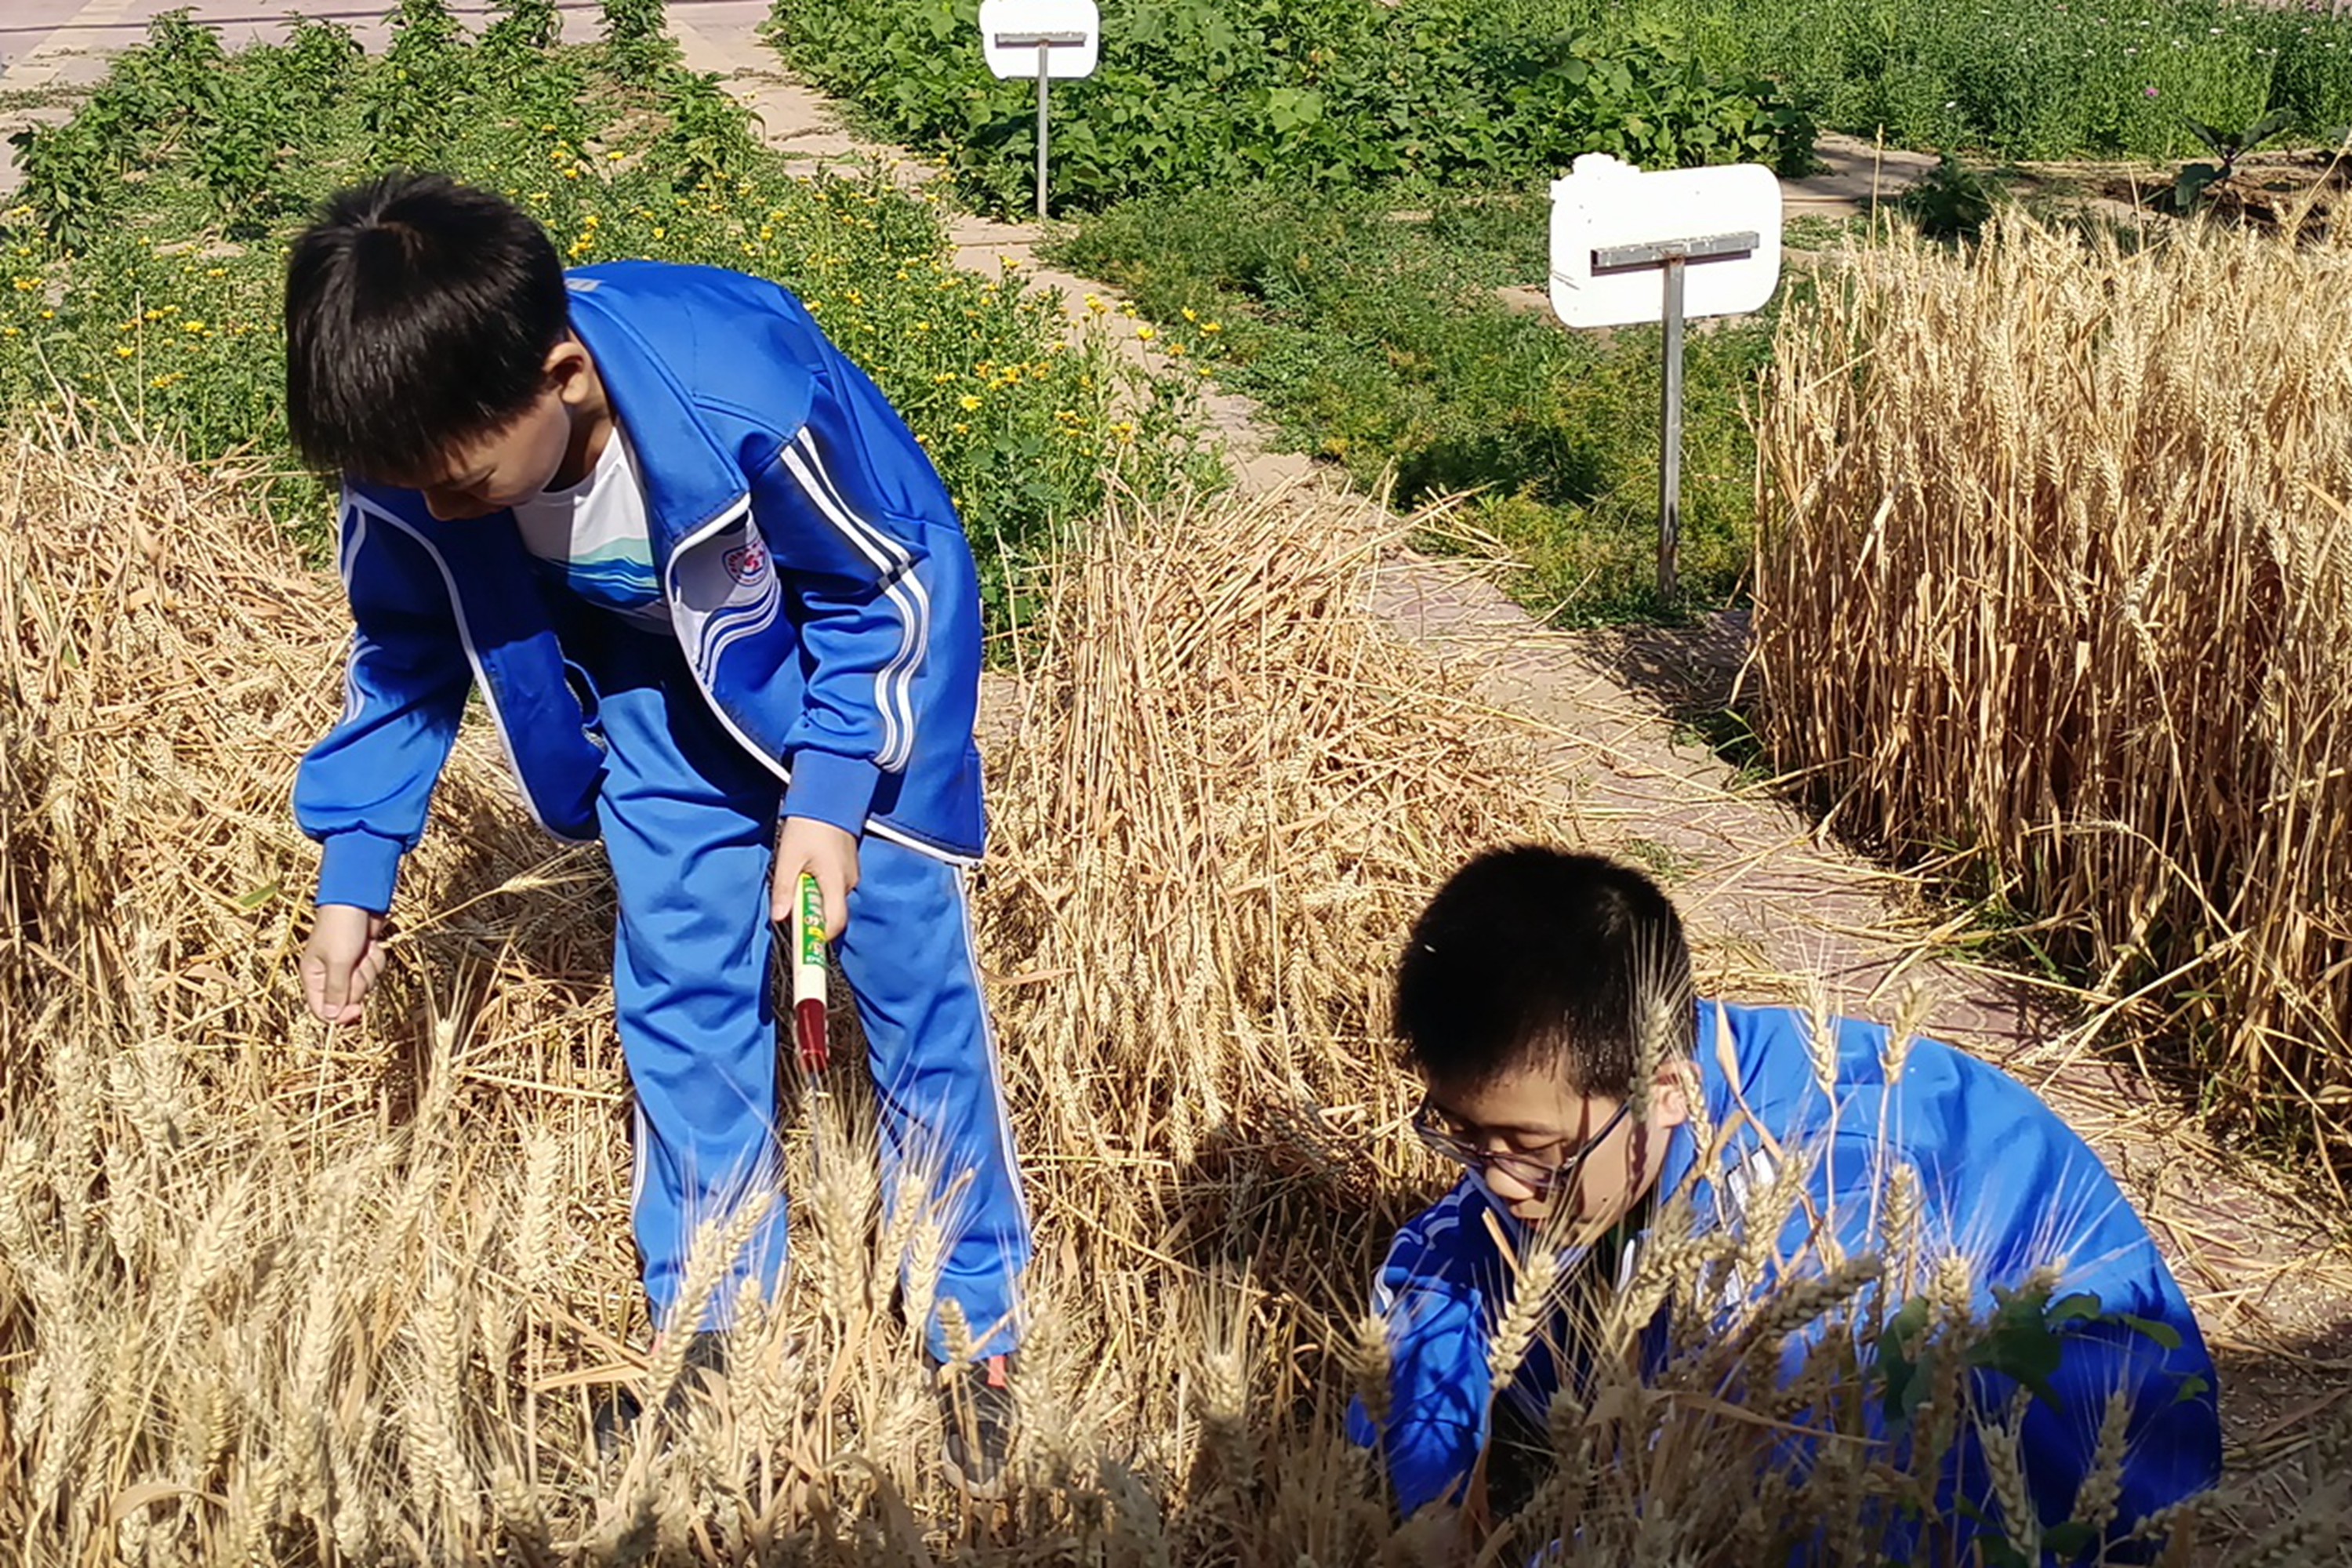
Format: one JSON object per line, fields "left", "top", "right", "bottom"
{"left": 403, "top": 339, "right": 601, "bottom": 521}
{"left": 1417, "top": 1061, "right": 1690, "bottom": 1232}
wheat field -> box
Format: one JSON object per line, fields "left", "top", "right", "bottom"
{"left": 1751, "top": 213, "right": 2352, "bottom": 1186}
{"left": 0, "top": 417, "right": 2341, "bottom": 1563}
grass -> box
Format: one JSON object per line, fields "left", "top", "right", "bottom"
{"left": 1750, "top": 212, "right": 2352, "bottom": 1186}
{"left": 1053, "top": 182, "right": 1777, "bottom": 623}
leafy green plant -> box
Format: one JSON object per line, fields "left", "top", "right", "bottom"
{"left": 362, "top": 0, "right": 477, "bottom": 167}
{"left": 768, "top": 0, "right": 1817, "bottom": 218}
{"left": 1898, "top": 153, "right": 1997, "bottom": 242}
{"left": 601, "top": 0, "right": 683, "bottom": 81}
{"left": 8, "top": 118, "right": 123, "bottom": 252}
{"left": 2172, "top": 107, "right": 2296, "bottom": 213}
{"left": 655, "top": 69, "right": 763, "bottom": 186}
{"left": 481, "top": 0, "right": 562, "bottom": 64}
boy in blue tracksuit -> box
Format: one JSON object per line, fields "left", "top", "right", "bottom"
{"left": 283, "top": 174, "right": 1029, "bottom": 1483}
{"left": 1351, "top": 847, "right": 2220, "bottom": 1562}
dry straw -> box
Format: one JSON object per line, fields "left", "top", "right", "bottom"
{"left": 1751, "top": 216, "right": 2352, "bottom": 1179}
{"left": 0, "top": 413, "right": 2325, "bottom": 1562}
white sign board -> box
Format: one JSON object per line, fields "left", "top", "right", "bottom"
{"left": 980, "top": 0, "right": 1100, "bottom": 79}
{"left": 1548, "top": 154, "right": 1783, "bottom": 328}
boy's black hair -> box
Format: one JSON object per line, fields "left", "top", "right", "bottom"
{"left": 284, "top": 172, "right": 570, "bottom": 482}
{"left": 1396, "top": 846, "right": 1695, "bottom": 1098}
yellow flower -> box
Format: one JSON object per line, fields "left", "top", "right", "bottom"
{"left": 584, "top": 212, "right": 600, "bottom": 227}
{"left": 652, "top": 226, "right": 666, "bottom": 239}
{"left": 183, "top": 321, "right": 205, "bottom": 334}
{"left": 957, "top": 394, "right": 982, "bottom": 412}
{"left": 1168, "top": 341, "right": 1187, "bottom": 357}
{"left": 564, "top": 166, "right": 582, "bottom": 180}
{"left": 1135, "top": 325, "right": 1156, "bottom": 341}
{"left": 952, "top": 421, "right": 970, "bottom": 435}
{"left": 115, "top": 345, "right": 134, "bottom": 358}
{"left": 1203, "top": 321, "right": 1223, "bottom": 335}
{"left": 1181, "top": 306, "right": 1197, "bottom": 322}
{"left": 608, "top": 150, "right": 626, "bottom": 161}
{"left": 38, "top": 310, "right": 51, "bottom": 320}
{"left": 0, "top": 327, "right": 16, "bottom": 337}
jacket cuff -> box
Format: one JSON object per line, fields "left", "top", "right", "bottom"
{"left": 315, "top": 828, "right": 407, "bottom": 915}
{"left": 782, "top": 749, "right": 882, "bottom": 837}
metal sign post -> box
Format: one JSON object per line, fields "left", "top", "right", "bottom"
{"left": 979, "top": 1, "right": 1100, "bottom": 221}
{"left": 1550, "top": 155, "right": 1784, "bottom": 604}
{"left": 1590, "top": 232, "right": 1760, "bottom": 601}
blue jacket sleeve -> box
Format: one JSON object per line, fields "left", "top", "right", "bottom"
{"left": 760, "top": 361, "right": 972, "bottom": 839}
{"left": 1349, "top": 1192, "right": 1498, "bottom": 1519}
{"left": 292, "top": 492, "right": 472, "bottom": 914}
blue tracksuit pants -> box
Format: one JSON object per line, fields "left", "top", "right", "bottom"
{"left": 582, "top": 622, "right": 1030, "bottom": 1358}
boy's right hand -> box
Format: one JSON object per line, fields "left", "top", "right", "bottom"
{"left": 303, "top": 904, "right": 389, "bottom": 1024}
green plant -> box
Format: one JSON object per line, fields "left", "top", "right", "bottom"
{"left": 2171, "top": 107, "right": 2296, "bottom": 212}
{"left": 601, "top": 0, "right": 683, "bottom": 80}
{"left": 767, "top": 0, "right": 1817, "bottom": 219}
{"left": 655, "top": 69, "right": 763, "bottom": 186}
{"left": 1898, "top": 152, "right": 1998, "bottom": 242}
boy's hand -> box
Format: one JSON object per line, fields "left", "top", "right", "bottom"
{"left": 774, "top": 817, "right": 860, "bottom": 939}
{"left": 303, "top": 904, "right": 388, "bottom": 1024}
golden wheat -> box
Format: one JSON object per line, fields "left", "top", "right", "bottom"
{"left": 1752, "top": 215, "right": 2352, "bottom": 1179}
{"left": 0, "top": 417, "right": 2329, "bottom": 1563}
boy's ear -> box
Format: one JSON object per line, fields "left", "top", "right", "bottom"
{"left": 1650, "top": 1062, "right": 1695, "bottom": 1131}
{"left": 544, "top": 337, "right": 593, "bottom": 399}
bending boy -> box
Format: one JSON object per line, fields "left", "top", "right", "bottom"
{"left": 285, "top": 174, "right": 1029, "bottom": 1485}
{"left": 1352, "top": 846, "right": 2220, "bottom": 1559}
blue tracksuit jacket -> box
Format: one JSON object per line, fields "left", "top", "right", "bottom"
{"left": 1351, "top": 1000, "right": 2221, "bottom": 1562}
{"left": 293, "top": 260, "right": 986, "bottom": 913}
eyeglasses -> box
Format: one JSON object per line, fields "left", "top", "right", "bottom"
{"left": 1411, "top": 1096, "right": 1634, "bottom": 1197}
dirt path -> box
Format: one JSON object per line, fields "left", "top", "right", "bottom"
{"left": 5, "top": 0, "right": 2344, "bottom": 1537}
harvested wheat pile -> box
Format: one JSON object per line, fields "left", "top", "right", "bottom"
{"left": 0, "top": 423, "right": 1567, "bottom": 1561}
{"left": 1751, "top": 217, "right": 2352, "bottom": 1182}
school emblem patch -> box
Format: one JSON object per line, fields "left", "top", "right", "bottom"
{"left": 723, "top": 539, "right": 770, "bottom": 584}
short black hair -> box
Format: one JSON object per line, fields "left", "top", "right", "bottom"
{"left": 1396, "top": 846, "right": 1695, "bottom": 1098}
{"left": 284, "top": 172, "right": 570, "bottom": 481}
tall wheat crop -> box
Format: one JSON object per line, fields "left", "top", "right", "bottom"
{"left": 1751, "top": 216, "right": 2352, "bottom": 1180}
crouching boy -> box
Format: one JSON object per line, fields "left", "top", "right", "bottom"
{"left": 285, "top": 174, "right": 1029, "bottom": 1486}
{"left": 1351, "top": 846, "right": 2220, "bottom": 1560}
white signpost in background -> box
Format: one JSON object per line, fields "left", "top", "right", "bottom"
{"left": 979, "top": 0, "right": 1101, "bottom": 220}
{"left": 1549, "top": 154, "right": 1784, "bottom": 601}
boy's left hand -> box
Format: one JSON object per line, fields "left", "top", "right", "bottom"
{"left": 774, "top": 816, "right": 860, "bottom": 939}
